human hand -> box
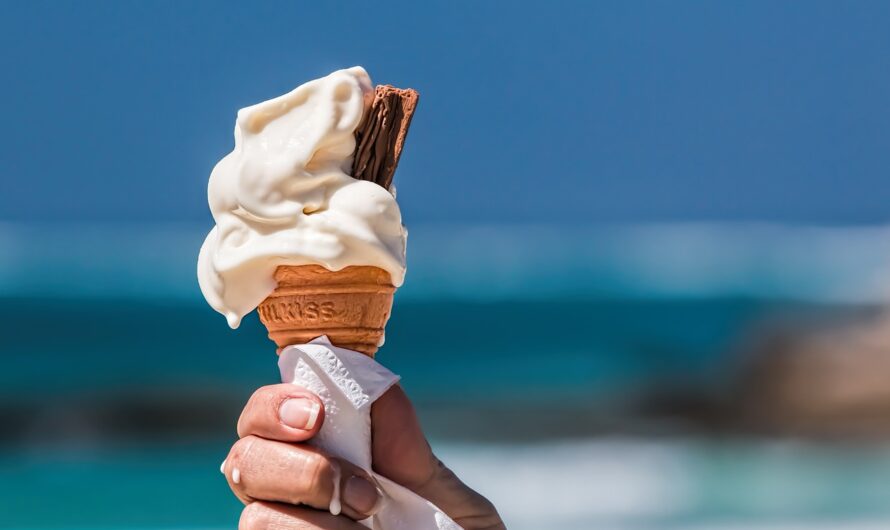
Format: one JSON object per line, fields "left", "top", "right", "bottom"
{"left": 222, "top": 383, "right": 505, "bottom": 530}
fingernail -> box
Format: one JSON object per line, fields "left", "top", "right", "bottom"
{"left": 220, "top": 459, "right": 226, "bottom": 474}
{"left": 343, "top": 475, "right": 383, "bottom": 516}
{"left": 279, "top": 398, "right": 320, "bottom": 430}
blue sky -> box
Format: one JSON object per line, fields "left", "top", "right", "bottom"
{"left": 1, "top": 1, "right": 888, "bottom": 224}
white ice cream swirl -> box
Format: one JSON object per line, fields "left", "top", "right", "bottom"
{"left": 197, "top": 67, "right": 407, "bottom": 328}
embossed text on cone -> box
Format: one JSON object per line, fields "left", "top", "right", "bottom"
{"left": 257, "top": 265, "right": 395, "bottom": 356}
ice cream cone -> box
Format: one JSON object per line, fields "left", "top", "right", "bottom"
{"left": 257, "top": 264, "right": 396, "bottom": 357}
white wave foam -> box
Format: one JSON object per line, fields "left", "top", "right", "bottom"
{"left": 438, "top": 438, "right": 692, "bottom": 528}
{"left": 2, "top": 222, "right": 890, "bottom": 303}
{"left": 436, "top": 437, "right": 890, "bottom": 530}
{"left": 405, "top": 223, "right": 890, "bottom": 303}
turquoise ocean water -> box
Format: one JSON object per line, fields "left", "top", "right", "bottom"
{"left": 2, "top": 223, "right": 890, "bottom": 529}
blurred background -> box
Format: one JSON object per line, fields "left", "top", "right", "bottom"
{"left": 2, "top": 1, "right": 890, "bottom": 528}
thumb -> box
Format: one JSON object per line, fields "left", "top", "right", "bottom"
{"left": 371, "top": 386, "right": 504, "bottom": 529}
{"left": 371, "top": 385, "right": 437, "bottom": 489}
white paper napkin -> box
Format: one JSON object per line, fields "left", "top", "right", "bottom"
{"left": 278, "top": 336, "right": 462, "bottom": 530}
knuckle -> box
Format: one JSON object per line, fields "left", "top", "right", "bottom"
{"left": 226, "top": 437, "right": 260, "bottom": 503}
{"left": 238, "top": 502, "right": 268, "bottom": 530}
{"left": 228, "top": 435, "right": 259, "bottom": 466}
{"left": 238, "top": 386, "right": 276, "bottom": 435}
{"left": 236, "top": 415, "right": 248, "bottom": 438}
{"left": 253, "top": 384, "right": 280, "bottom": 402}
{"left": 298, "top": 451, "right": 332, "bottom": 498}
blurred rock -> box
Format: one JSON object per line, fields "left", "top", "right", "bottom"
{"left": 0, "top": 385, "right": 245, "bottom": 448}
{"left": 734, "top": 306, "right": 890, "bottom": 437}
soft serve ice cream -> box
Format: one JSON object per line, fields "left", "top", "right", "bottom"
{"left": 197, "top": 67, "right": 407, "bottom": 328}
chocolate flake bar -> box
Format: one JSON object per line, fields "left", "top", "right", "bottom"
{"left": 352, "top": 85, "right": 419, "bottom": 190}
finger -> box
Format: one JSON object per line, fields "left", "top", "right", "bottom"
{"left": 237, "top": 384, "right": 324, "bottom": 442}
{"left": 371, "top": 385, "right": 438, "bottom": 489}
{"left": 239, "top": 501, "right": 366, "bottom": 530}
{"left": 371, "top": 386, "right": 505, "bottom": 528}
{"left": 225, "top": 435, "right": 383, "bottom": 520}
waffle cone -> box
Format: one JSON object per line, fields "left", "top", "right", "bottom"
{"left": 257, "top": 265, "right": 396, "bottom": 356}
